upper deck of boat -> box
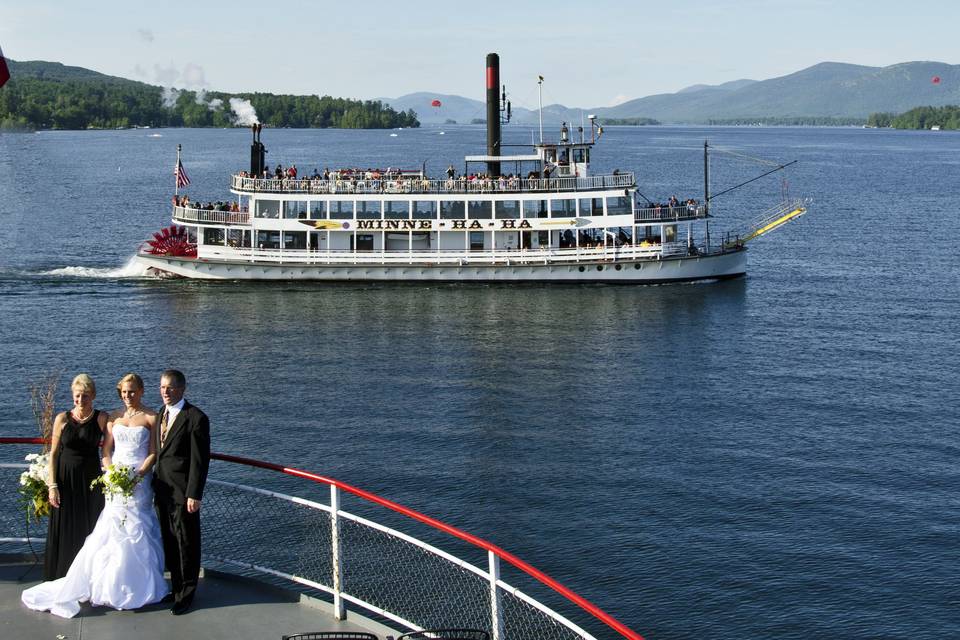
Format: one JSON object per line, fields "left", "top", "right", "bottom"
{"left": 229, "top": 172, "right": 636, "bottom": 197}
{"left": 2, "top": 557, "right": 396, "bottom": 640}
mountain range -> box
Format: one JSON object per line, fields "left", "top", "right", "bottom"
{"left": 6, "top": 58, "right": 958, "bottom": 126}
{"left": 380, "top": 61, "right": 960, "bottom": 125}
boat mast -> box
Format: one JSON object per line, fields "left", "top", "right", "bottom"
{"left": 704, "top": 140, "right": 710, "bottom": 251}
{"left": 537, "top": 75, "right": 544, "bottom": 144}
{"left": 175, "top": 144, "right": 182, "bottom": 197}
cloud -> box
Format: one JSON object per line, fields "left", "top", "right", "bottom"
{"left": 132, "top": 64, "right": 148, "bottom": 79}
{"left": 182, "top": 63, "right": 206, "bottom": 87}
{"left": 152, "top": 62, "right": 208, "bottom": 88}
{"left": 608, "top": 94, "right": 630, "bottom": 107}
{"left": 137, "top": 29, "right": 155, "bottom": 43}
{"left": 153, "top": 63, "right": 180, "bottom": 86}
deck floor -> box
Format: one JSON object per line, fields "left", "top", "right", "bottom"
{"left": 1, "top": 559, "right": 396, "bottom": 640}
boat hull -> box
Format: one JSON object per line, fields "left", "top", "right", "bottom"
{"left": 136, "top": 249, "right": 747, "bottom": 283}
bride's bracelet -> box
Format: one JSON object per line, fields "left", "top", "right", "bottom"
{"left": 48, "top": 484, "right": 58, "bottom": 490}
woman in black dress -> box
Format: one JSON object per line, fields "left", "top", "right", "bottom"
{"left": 43, "top": 374, "right": 107, "bottom": 580}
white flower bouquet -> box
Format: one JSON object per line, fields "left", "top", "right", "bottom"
{"left": 90, "top": 463, "right": 140, "bottom": 502}
{"left": 19, "top": 452, "right": 52, "bottom": 522}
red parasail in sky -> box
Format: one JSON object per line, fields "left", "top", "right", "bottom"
{"left": 431, "top": 99, "right": 442, "bottom": 107}
{"left": 932, "top": 76, "right": 941, "bottom": 84}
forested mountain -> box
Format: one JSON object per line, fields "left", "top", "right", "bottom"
{"left": 0, "top": 60, "right": 419, "bottom": 130}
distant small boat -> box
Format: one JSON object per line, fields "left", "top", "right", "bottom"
{"left": 389, "top": 133, "right": 398, "bottom": 137}
{"left": 931, "top": 125, "right": 941, "bottom": 131}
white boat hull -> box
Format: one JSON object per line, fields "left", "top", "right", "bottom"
{"left": 135, "top": 249, "right": 747, "bottom": 283}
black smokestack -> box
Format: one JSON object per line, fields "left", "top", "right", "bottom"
{"left": 250, "top": 124, "right": 266, "bottom": 176}
{"left": 486, "top": 53, "right": 501, "bottom": 177}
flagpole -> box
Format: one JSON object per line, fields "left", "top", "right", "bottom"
{"left": 175, "top": 144, "right": 182, "bottom": 197}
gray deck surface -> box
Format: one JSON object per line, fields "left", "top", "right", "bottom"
{"left": 1, "top": 559, "right": 397, "bottom": 640}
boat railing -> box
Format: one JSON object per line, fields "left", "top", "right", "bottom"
{"left": 230, "top": 173, "right": 635, "bottom": 195}
{"left": 0, "top": 438, "right": 643, "bottom": 640}
{"left": 173, "top": 206, "right": 251, "bottom": 226}
{"left": 634, "top": 204, "right": 706, "bottom": 222}
{"left": 192, "top": 243, "right": 683, "bottom": 266}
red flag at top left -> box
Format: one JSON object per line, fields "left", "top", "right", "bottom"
{"left": 0, "top": 43, "right": 10, "bottom": 88}
{"left": 175, "top": 160, "right": 191, "bottom": 189}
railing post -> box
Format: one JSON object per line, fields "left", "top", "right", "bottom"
{"left": 331, "top": 484, "right": 346, "bottom": 620}
{"left": 488, "top": 550, "right": 504, "bottom": 640}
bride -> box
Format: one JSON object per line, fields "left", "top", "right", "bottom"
{"left": 22, "top": 373, "right": 169, "bottom": 617}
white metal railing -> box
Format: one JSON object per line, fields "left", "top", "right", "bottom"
{"left": 634, "top": 204, "right": 706, "bottom": 222}
{"left": 173, "top": 207, "right": 251, "bottom": 225}
{"left": 196, "top": 244, "right": 671, "bottom": 265}
{"left": 230, "top": 173, "right": 635, "bottom": 195}
{"left": 0, "top": 446, "right": 644, "bottom": 640}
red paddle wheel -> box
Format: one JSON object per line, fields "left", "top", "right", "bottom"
{"left": 146, "top": 225, "right": 197, "bottom": 258}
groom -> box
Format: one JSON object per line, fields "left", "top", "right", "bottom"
{"left": 153, "top": 369, "right": 210, "bottom": 615}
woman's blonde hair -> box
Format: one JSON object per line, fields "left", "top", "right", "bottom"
{"left": 71, "top": 373, "right": 96, "bottom": 397}
{"left": 116, "top": 373, "right": 144, "bottom": 398}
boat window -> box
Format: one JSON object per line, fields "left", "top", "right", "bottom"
{"left": 413, "top": 201, "right": 437, "bottom": 219}
{"left": 469, "top": 231, "right": 485, "bottom": 250}
{"left": 256, "top": 231, "right": 280, "bottom": 249}
{"left": 284, "top": 201, "right": 308, "bottom": 219}
{"left": 255, "top": 200, "right": 280, "bottom": 218}
{"left": 357, "top": 201, "right": 381, "bottom": 220}
{"left": 384, "top": 201, "right": 409, "bottom": 220}
{"left": 309, "top": 202, "right": 327, "bottom": 219}
{"left": 608, "top": 196, "right": 631, "bottom": 215}
{"left": 578, "top": 198, "right": 604, "bottom": 216}
{"left": 226, "top": 229, "right": 250, "bottom": 248}
{"left": 550, "top": 199, "right": 576, "bottom": 218}
{"left": 203, "top": 228, "right": 224, "bottom": 245}
{"left": 572, "top": 148, "right": 585, "bottom": 163}
{"left": 353, "top": 234, "right": 375, "bottom": 251}
{"left": 330, "top": 201, "right": 353, "bottom": 219}
{"left": 440, "top": 200, "right": 466, "bottom": 219}
{"left": 664, "top": 225, "right": 677, "bottom": 243}
{"left": 495, "top": 200, "right": 520, "bottom": 219}
{"left": 468, "top": 200, "right": 491, "bottom": 219}
{"left": 283, "top": 231, "right": 306, "bottom": 249}
{"left": 524, "top": 200, "right": 548, "bottom": 219}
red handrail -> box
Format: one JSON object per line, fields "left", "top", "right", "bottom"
{"left": 1, "top": 438, "right": 643, "bottom": 640}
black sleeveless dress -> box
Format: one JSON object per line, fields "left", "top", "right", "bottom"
{"left": 43, "top": 410, "right": 105, "bottom": 580}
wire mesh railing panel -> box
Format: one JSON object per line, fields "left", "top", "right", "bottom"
{"left": 201, "top": 481, "right": 333, "bottom": 587}
{"left": 500, "top": 585, "right": 594, "bottom": 640}
{"left": 339, "top": 516, "right": 491, "bottom": 631}
{"left": 0, "top": 465, "right": 46, "bottom": 554}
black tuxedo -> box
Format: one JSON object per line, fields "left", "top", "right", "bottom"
{"left": 153, "top": 400, "right": 210, "bottom": 607}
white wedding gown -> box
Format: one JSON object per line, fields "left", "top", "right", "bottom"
{"left": 22, "top": 423, "right": 169, "bottom": 618}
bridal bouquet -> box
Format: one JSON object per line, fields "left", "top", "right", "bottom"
{"left": 19, "top": 452, "right": 52, "bottom": 522}
{"left": 90, "top": 463, "right": 140, "bottom": 502}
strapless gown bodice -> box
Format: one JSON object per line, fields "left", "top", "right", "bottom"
{"left": 22, "top": 423, "right": 168, "bottom": 617}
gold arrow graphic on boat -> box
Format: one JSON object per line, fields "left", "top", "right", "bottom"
{"left": 541, "top": 217, "right": 592, "bottom": 227}
{"left": 299, "top": 220, "right": 345, "bottom": 230}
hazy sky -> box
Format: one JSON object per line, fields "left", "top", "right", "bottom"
{"left": 2, "top": 0, "right": 958, "bottom": 109}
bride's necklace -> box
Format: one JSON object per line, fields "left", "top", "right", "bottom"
{"left": 72, "top": 408, "right": 94, "bottom": 423}
{"left": 124, "top": 407, "right": 144, "bottom": 420}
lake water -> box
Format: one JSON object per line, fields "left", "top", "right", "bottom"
{"left": 0, "top": 124, "right": 958, "bottom": 639}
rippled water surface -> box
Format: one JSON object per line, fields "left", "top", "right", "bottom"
{"left": 1, "top": 125, "right": 958, "bottom": 639}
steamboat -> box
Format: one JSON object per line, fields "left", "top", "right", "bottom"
{"left": 136, "top": 54, "right": 806, "bottom": 282}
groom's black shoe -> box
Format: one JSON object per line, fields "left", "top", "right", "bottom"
{"left": 160, "top": 593, "right": 176, "bottom": 604}
{"left": 171, "top": 599, "right": 192, "bottom": 615}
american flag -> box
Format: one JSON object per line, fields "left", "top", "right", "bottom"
{"left": 175, "top": 159, "right": 191, "bottom": 189}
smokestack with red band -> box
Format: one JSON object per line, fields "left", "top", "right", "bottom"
{"left": 486, "top": 53, "right": 501, "bottom": 177}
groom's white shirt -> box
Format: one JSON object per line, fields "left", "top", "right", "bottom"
{"left": 163, "top": 398, "right": 186, "bottom": 437}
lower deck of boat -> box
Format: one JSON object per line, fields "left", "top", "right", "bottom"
{"left": 1, "top": 558, "right": 396, "bottom": 640}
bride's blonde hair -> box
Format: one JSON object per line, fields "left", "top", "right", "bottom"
{"left": 116, "top": 373, "right": 144, "bottom": 398}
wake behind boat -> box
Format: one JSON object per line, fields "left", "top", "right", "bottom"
{"left": 136, "top": 54, "right": 807, "bottom": 282}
